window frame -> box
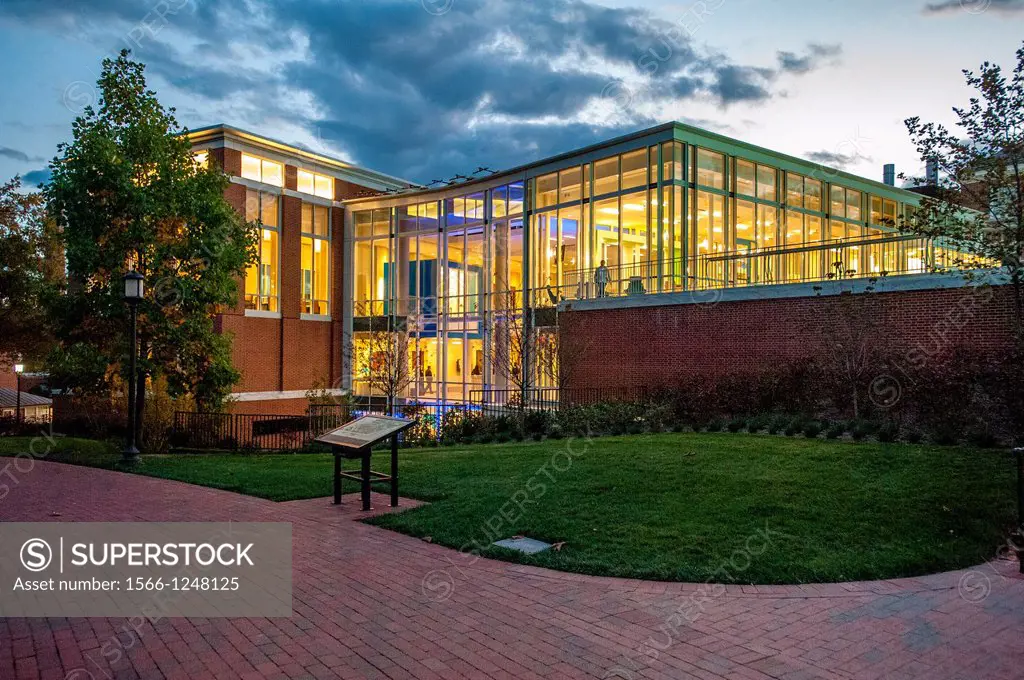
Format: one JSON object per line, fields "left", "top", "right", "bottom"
{"left": 244, "top": 189, "right": 282, "bottom": 313}
{"left": 301, "top": 203, "right": 332, "bottom": 317}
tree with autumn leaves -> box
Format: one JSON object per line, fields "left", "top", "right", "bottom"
{"left": 44, "top": 50, "right": 256, "bottom": 442}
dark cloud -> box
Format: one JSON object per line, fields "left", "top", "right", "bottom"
{"left": 777, "top": 44, "right": 843, "bottom": 75}
{"left": 805, "top": 149, "right": 873, "bottom": 170}
{"left": 22, "top": 169, "right": 52, "bottom": 187}
{"left": 0, "top": 147, "right": 40, "bottom": 163}
{"left": 0, "top": 0, "right": 844, "bottom": 181}
{"left": 923, "top": 0, "right": 1024, "bottom": 14}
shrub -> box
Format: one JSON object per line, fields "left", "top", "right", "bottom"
{"left": 850, "top": 421, "right": 870, "bottom": 441}
{"left": 726, "top": 417, "right": 746, "bottom": 432}
{"left": 706, "top": 419, "right": 725, "bottom": 432}
{"left": 802, "top": 421, "right": 822, "bottom": 439}
{"left": 768, "top": 415, "right": 788, "bottom": 435}
{"left": 966, "top": 426, "right": 1000, "bottom": 448}
{"left": 824, "top": 422, "right": 844, "bottom": 439}
{"left": 784, "top": 417, "right": 804, "bottom": 436}
{"left": 931, "top": 425, "right": 959, "bottom": 446}
{"left": 877, "top": 421, "right": 899, "bottom": 443}
{"left": 746, "top": 414, "right": 770, "bottom": 433}
{"left": 523, "top": 410, "right": 554, "bottom": 436}
{"left": 905, "top": 429, "right": 923, "bottom": 444}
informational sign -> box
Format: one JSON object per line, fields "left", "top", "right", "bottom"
{"left": 315, "top": 415, "right": 415, "bottom": 450}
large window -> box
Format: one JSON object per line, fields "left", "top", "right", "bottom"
{"left": 244, "top": 189, "right": 280, "bottom": 312}
{"left": 535, "top": 173, "right": 558, "bottom": 209}
{"left": 297, "top": 170, "right": 334, "bottom": 199}
{"left": 757, "top": 165, "right": 777, "bottom": 202}
{"left": 870, "top": 196, "right": 898, "bottom": 227}
{"left": 559, "top": 166, "right": 582, "bottom": 204}
{"left": 240, "top": 153, "right": 283, "bottom": 187}
{"left": 621, "top": 149, "right": 648, "bottom": 191}
{"left": 736, "top": 160, "right": 756, "bottom": 197}
{"left": 301, "top": 204, "right": 330, "bottom": 315}
{"left": 696, "top": 149, "right": 726, "bottom": 190}
{"left": 594, "top": 156, "right": 619, "bottom": 196}
{"left": 353, "top": 208, "right": 391, "bottom": 316}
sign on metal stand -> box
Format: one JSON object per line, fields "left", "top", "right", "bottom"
{"left": 316, "top": 415, "right": 416, "bottom": 511}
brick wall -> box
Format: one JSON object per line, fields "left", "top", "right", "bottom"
{"left": 208, "top": 152, "right": 356, "bottom": 407}
{"left": 226, "top": 398, "right": 310, "bottom": 416}
{"left": 559, "top": 285, "right": 1018, "bottom": 391}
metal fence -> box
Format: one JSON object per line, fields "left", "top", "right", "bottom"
{"left": 171, "top": 405, "right": 353, "bottom": 452}
{"left": 170, "top": 387, "right": 659, "bottom": 452}
{"left": 468, "top": 386, "right": 653, "bottom": 414}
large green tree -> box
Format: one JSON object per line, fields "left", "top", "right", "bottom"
{"left": 46, "top": 50, "right": 256, "bottom": 439}
{"left": 0, "top": 177, "right": 58, "bottom": 365}
{"left": 904, "top": 41, "right": 1024, "bottom": 336}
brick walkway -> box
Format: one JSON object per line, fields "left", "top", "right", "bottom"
{"left": 1, "top": 461, "right": 1022, "bottom": 680}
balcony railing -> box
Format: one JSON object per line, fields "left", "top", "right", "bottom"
{"left": 351, "top": 235, "right": 985, "bottom": 316}
{"left": 552, "top": 234, "right": 959, "bottom": 305}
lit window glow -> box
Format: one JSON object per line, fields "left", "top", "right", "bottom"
{"left": 297, "top": 169, "right": 335, "bottom": 199}
{"left": 240, "top": 153, "right": 283, "bottom": 187}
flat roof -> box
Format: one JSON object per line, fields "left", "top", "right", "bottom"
{"left": 186, "top": 124, "right": 418, "bottom": 190}
{"left": 341, "top": 120, "right": 926, "bottom": 206}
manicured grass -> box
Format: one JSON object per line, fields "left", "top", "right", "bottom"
{"left": 1, "top": 433, "right": 1015, "bottom": 584}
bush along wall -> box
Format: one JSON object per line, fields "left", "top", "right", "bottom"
{"left": 407, "top": 345, "right": 1022, "bottom": 448}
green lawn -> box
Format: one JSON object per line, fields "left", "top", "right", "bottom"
{"left": 0, "top": 433, "right": 1014, "bottom": 584}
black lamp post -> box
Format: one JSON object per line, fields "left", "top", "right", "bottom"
{"left": 123, "top": 271, "right": 144, "bottom": 464}
{"left": 1016, "top": 447, "right": 1024, "bottom": 574}
{"left": 13, "top": 362, "right": 24, "bottom": 426}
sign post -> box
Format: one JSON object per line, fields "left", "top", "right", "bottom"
{"left": 316, "top": 415, "right": 416, "bottom": 511}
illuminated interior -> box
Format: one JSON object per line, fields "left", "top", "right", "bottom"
{"left": 347, "top": 137, "right": 986, "bottom": 404}
{"left": 301, "top": 204, "right": 331, "bottom": 315}
{"left": 244, "top": 189, "right": 279, "bottom": 312}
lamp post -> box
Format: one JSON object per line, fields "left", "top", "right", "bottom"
{"left": 123, "top": 271, "right": 144, "bottom": 464}
{"left": 1016, "top": 447, "right": 1024, "bottom": 574}
{"left": 13, "top": 362, "right": 24, "bottom": 426}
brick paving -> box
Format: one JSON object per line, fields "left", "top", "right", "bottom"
{"left": 1, "top": 461, "right": 1022, "bottom": 680}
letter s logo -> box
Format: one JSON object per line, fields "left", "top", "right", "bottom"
{"left": 20, "top": 538, "right": 53, "bottom": 572}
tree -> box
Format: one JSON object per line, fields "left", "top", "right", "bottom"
{"left": 354, "top": 322, "right": 412, "bottom": 416}
{"left": 811, "top": 268, "right": 893, "bottom": 420}
{"left": 489, "top": 289, "right": 530, "bottom": 409}
{"left": 903, "top": 41, "right": 1024, "bottom": 338}
{"left": 0, "top": 177, "right": 59, "bottom": 365}
{"left": 45, "top": 50, "right": 257, "bottom": 443}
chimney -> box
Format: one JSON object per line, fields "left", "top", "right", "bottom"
{"left": 883, "top": 164, "right": 895, "bottom": 186}
{"left": 925, "top": 160, "right": 939, "bottom": 186}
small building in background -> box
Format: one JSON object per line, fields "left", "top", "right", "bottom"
{"left": 0, "top": 388, "right": 53, "bottom": 423}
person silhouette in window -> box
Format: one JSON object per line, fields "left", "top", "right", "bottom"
{"left": 594, "top": 260, "right": 611, "bottom": 297}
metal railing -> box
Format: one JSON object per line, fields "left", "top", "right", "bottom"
{"left": 171, "top": 405, "right": 353, "bottom": 452}
{"left": 469, "top": 386, "right": 653, "bottom": 413}
{"left": 556, "top": 234, "right": 941, "bottom": 304}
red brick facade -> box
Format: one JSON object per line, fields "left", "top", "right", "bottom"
{"left": 559, "top": 284, "right": 1018, "bottom": 391}
{"left": 204, "top": 146, "right": 362, "bottom": 415}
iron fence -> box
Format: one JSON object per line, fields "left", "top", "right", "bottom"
{"left": 171, "top": 405, "right": 353, "bottom": 452}
{"left": 468, "top": 386, "right": 653, "bottom": 414}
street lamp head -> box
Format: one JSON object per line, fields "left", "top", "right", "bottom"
{"left": 123, "top": 271, "right": 145, "bottom": 302}
{"left": 13, "top": 363, "right": 24, "bottom": 374}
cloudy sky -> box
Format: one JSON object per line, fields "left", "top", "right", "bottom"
{"left": 0, "top": 0, "right": 1021, "bottom": 188}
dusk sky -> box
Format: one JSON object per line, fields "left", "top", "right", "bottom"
{"left": 0, "top": 0, "right": 1022, "bottom": 188}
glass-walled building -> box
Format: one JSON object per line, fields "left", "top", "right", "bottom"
{"left": 344, "top": 122, "right": 980, "bottom": 406}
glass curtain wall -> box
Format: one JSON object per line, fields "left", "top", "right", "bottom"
{"left": 349, "top": 136, "right": 961, "bottom": 403}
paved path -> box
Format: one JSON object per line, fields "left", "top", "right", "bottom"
{"left": 1, "top": 461, "right": 1022, "bottom": 680}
